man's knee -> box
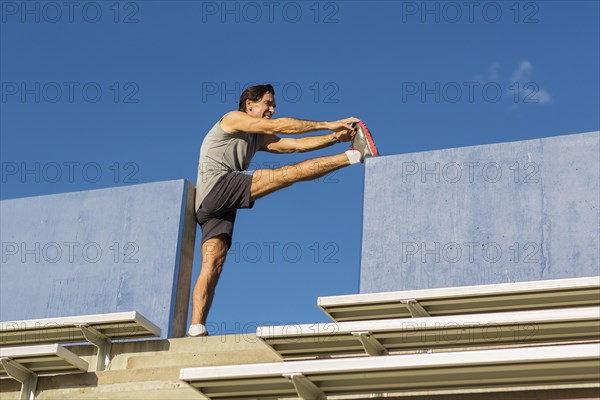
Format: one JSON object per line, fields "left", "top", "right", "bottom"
{"left": 201, "top": 254, "right": 226, "bottom": 279}
{"left": 203, "top": 258, "right": 225, "bottom": 277}
{"left": 202, "top": 235, "right": 229, "bottom": 266}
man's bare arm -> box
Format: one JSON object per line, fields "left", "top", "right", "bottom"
{"left": 221, "top": 111, "right": 358, "bottom": 135}
{"left": 260, "top": 131, "right": 355, "bottom": 154}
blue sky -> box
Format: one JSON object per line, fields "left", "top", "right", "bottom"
{"left": 1, "top": 1, "right": 599, "bottom": 335}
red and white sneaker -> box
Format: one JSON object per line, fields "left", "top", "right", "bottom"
{"left": 351, "top": 121, "right": 379, "bottom": 163}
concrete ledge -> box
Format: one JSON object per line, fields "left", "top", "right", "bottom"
{"left": 361, "top": 131, "right": 600, "bottom": 292}
{"left": 0, "top": 335, "right": 280, "bottom": 399}
{"left": 0, "top": 179, "right": 197, "bottom": 338}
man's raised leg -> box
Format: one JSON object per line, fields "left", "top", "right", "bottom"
{"left": 251, "top": 152, "right": 351, "bottom": 200}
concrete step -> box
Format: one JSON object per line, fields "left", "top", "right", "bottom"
{"left": 0, "top": 334, "right": 280, "bottom": 399}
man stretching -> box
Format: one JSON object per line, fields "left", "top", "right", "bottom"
{"left": 189, "top": 84, "right": 378, "bottom": 336}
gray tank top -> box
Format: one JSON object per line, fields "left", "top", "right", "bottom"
{"left": 195, "top": 113, "right": 265, "bottom": 211}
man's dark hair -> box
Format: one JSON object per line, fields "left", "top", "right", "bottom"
{"left": 238, "top": 84, "right": 275, "bottom": 111}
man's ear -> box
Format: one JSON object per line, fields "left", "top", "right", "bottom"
{"left": 246, "top": 99, "right": 253, "bottom": 111}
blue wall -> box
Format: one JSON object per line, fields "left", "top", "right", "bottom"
{"left": 360, "top": 132, "right": 600, "bottom": 293}
{"left": 0, "top": 179, "right": 197, "bottom": 338}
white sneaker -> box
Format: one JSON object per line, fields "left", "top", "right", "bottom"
{"left": 186, "top": 324, "right": 208, "bottom": 337}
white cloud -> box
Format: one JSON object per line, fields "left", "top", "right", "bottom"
{"left": 511, "top": 60, "right": 552, "bottom": 104}
{"left": 531, "top": 88, "right": 552, "bottom": 104}
{"left": 482, "top": 60, "right": 552, "bottom": 105}
{"left": 511, "top": 60, "right": 534, "bottom": 83}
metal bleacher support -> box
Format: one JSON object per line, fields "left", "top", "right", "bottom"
{"left": 318, "top": 276, "right": 600, "bottom": 322}
{"left": 180, "top": 276, "right": 600, "bottom": 399}
{"left": 0, "top": 344, "right": 88, "bottom": 400}
{"left": 0, "top": 311, "right": 160, "bottom": 372}
{"left": 0, "top": 311, "right": 161, "bottom": 398}
{"left": 180, "top": 343, "right": 600, "bottom": 399}
{"left": 257, "top": 307, "right": 600, "bottom": 360}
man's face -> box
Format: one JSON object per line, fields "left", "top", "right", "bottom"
{"left": 246, "top": 92, "right": 276, "bottom": 119}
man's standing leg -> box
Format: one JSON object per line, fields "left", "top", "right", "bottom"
{"left": 190, "top": 234, "right": 229, "bottom": 335}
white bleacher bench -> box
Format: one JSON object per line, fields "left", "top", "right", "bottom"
{"left": 257, "top": 306, "right": 600, "bottom": 360}
{"left": 0, "top": 311, "right": 160, "bottom": 372}
{"left": 318, "top": 276, "right": 600, "bottom": 322}
{"left": 180, "top": 343, "right": 600, "bottom": 399}
{"left": 1, "top": 344, "right": 88, "bottom": 400}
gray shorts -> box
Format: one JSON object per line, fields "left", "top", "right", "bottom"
{"left": 196, "top": 172, "right": 254, "bottom": 248}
